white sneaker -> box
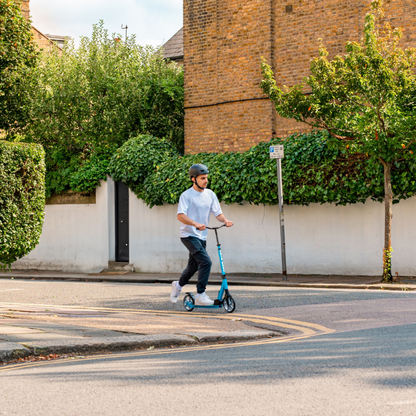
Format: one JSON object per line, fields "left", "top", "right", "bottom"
{"left": 195, "top": 292, "right": 214, "bottom": 306}
{"left": 170, "top": 281, "right": 182, "bottom": 303}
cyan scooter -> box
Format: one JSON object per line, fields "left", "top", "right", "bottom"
{"left": 183, "top": 225, "right": 236, "bottom": 313}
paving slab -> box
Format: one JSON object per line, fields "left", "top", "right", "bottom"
{"left": 0, "top": 325, "right": 44, "bottom": 335}
{"left": 0, "top": 319, "right": 137, "bottom": 338}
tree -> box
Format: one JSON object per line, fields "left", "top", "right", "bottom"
{"left": 261, "top": 0, "right": 416, "bottom": 282}
{"left": 0, "top": 0, "right": 38, "bottom": 131}
{"left": 14, "top": 21, "right": 184, "bottom": 197}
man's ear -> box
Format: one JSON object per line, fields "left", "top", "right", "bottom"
{"left": 191, "top": 177, "right": 195, "bottom": 183}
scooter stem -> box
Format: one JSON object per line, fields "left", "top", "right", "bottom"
{"left": 204, "top": 225, "right": 227, "bottom": 278}
{"left": 214, "top": 228, "right": 220, "bottom": 246}
{"left": 217, "top": 244, "right": 226, "bottom": 278}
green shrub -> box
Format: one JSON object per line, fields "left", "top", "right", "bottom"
{"left": 68, "top": 153, "right": 111, "bottom": 194}
{"left": 0, "top": 140, "right": 45, "bottom": 269}
{"left": 123, "top": 131, "right": 416, "bottom": 207}
{"left": 108, "top": 135, "right": 179, "bottom": 198}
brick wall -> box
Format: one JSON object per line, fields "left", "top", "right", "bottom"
{"left": 31, "top": 27, "right": 56, "bottom": 49}
{"left": 184, "top": 0, "right": 416, "bottom": 154}
{"left": 184, "top": 0, "right": 277, "bottom": 153}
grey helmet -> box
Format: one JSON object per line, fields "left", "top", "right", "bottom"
{"left": 189, "top": 164, "right": 209, "bottom": 190}
{"left": 189, "top": 164, "right": 209, "bottom": 180}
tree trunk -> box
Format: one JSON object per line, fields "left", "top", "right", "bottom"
{"left": 381, "top": 159, "right": 393, "bottom": 283}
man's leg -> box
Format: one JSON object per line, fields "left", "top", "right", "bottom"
{"left": 180, "top": 237, "right": 212, "bottom": 293}
{"left": 192, "top": 240, "right": 212, "bottom": 294}
{"left": 171, "top": 239, "right": 199, "bottom": 303}
{"left": 178, "top": 251, "right": 198, "bottom": 287}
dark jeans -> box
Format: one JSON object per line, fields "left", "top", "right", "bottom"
{"left": 179, "top": 236, "right": 212, "bottom": 294}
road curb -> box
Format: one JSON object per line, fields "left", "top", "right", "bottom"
{"left": 184, "top": 330, "right": 276, "bottom": 343}
{"left": 0, "top": 342, "right": 31, "bottom": 362}
{"left": 20, "top": 334, "right": 196, "bottom": 357}
{"left": 0, "top": 330, "right": 276, "bottom": 363}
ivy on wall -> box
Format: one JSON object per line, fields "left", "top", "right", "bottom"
{"left": 109, "top": 132, "right": 416, "bottom": 208}
{"left": 108, "top": 135, "right": 179, "bottom": 199}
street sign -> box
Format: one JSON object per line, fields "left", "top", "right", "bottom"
{"left": 269, "top": 145, "right": 287, "bottom": 281}
{"left": 269, "top": 145, "right": 284, "bottom": 159}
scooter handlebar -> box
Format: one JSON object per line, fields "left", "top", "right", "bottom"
{"left": 196, "top": 224, "right": 227, "bottom": 231}
{"left": 206, "top": 224, "right": 226, "bottom": 230}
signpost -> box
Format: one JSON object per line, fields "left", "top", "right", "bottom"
{"left": 269, "top": 145, "right": 287, "bottom": 281}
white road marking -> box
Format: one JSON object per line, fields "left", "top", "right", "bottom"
{"left": 0, "top": 289, "right": 23, "bottom": 292}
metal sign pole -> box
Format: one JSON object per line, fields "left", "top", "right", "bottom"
{"left": 276, "top": 158, "right": 287, "bottom": 281}
{"left": 269, "top": 145, "right": 287, "bottom": 281}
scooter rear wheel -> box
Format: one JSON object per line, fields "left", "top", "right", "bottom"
{"left": 183, "top": 294, "right": 195, "bottom": 311}
{"left": 223, "top": 295, "right": 236, "bottom": 313}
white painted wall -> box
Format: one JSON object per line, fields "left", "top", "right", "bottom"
{"left": 130, "top": 193, "right": 416, "bottom": 276}
{"left": 13, "top": 179, "right": 113, "bottom": 273}
{"left": 13, "top": 181, "right": 416, "bottom": 276}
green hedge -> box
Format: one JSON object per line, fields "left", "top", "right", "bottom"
{"left": 0, "top": 141, "right": 45, "bottom": 269}
{"left": 109, "top": 132, "right": 416, "bottom": 207}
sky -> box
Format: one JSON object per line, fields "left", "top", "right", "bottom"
{"left": 30, "top": 0, "right": 183, "bottom": 47}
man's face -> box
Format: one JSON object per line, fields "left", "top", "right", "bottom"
{"left": 193, "top": 174, "right": 208, "bottom": 188}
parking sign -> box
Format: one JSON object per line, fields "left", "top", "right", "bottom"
{"left": 269, "top": 145, "right": 284, "bottom": 159}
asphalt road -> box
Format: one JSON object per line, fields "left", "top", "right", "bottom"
{"left": 0, "top": 278, "right": 414, "bottom": 310}
{"left": 1, "top": 280, "right": 416, "bottom": 415}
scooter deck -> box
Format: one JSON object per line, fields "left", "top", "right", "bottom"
{"left": 189, "top": 304, "right": 222, "bottom": 309}
{"left": 183, "top": 297, "right": 223, "bottom": 309}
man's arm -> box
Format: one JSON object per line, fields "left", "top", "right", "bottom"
{"left": 216, "top": 213, "right": 233, "bottom": 227}
{"left": 177, "top": 213, "right": 206, "bottom": 231}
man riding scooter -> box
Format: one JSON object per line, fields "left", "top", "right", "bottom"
{"left": 170, "top": 164, "right": 233, "bottom": 305}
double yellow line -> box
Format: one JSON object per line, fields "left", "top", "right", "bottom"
{"left": 0, "top": 302, "right": 335, "bottom": 373}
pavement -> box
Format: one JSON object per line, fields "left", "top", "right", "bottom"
{"left": 0, "top": 300, "right": 278, "bottom": 364}
{"left": 1, "top": 269, "right": 416, "bottom": 289}
{"left": 1, "top": 269, "right": 415, "bottom": 365}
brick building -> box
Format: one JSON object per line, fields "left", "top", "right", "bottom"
{"left": 19, "top": 0, "right": 51, "bottom": 49}
{"left": 19, "top": 0, "right": 66, "bottom": 50}
{"left": 182, "top": 0, "right": 416, "bottom": 154}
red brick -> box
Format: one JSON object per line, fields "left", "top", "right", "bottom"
{"left": 184, "top": 0, "right": 416, "bottom": 153}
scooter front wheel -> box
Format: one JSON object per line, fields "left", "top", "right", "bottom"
{"left": 183, "top": 294, "right": 195, "bottom": 312}
{"left": 223, "top": 295, "right": 236, "bottom": 313}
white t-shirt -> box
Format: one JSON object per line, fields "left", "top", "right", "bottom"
{"left": 177, "top": 187, "right": 222, "bottom": 240}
